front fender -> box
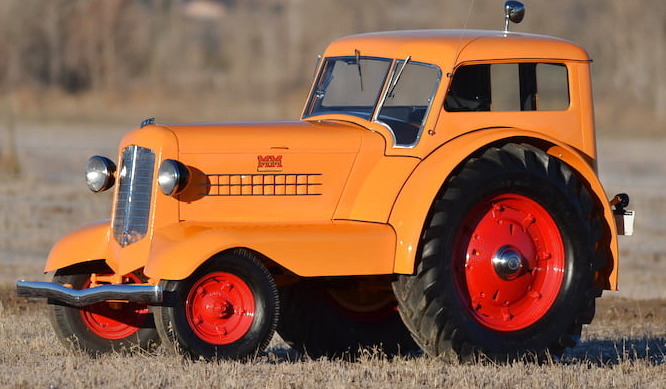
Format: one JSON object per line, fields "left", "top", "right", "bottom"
{"left": 144, "top": 220, "right": 396, "bottom": 280}
{"left": 45, "top": 220, "right": 113, "bottom": 273}
{"left": 389, "top": 128, "right": 619, "bottom": 290}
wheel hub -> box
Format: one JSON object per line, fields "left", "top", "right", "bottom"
{"left": 186, "top": 272, "right": 255, "bottom": 344}
{"left": 492, "top": 245, "right": 524, "bottom": 280}
{"left": 201, "top": 294, "right": 235, "bottom": 319}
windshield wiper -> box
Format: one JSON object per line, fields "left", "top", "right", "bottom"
{"left": 355, "top": 49, "right": 364, "bottom": 91}
{"left": 386, "top": 55, "right": 411, "bottom": 98}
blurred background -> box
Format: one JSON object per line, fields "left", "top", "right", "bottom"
{"left": 0, "top": 0, "right": 664, "bottom": 297}
{"left": 0, "top": 0, "right": 664, "bottom": 130}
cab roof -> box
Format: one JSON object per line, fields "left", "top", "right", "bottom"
{"left": 323, "top": 29, "right": 591, "bottom": 70}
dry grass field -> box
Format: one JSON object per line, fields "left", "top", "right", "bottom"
{"left": 0, "top": 121, "right": 664, "bottom": 388}
{"left": 0, "top": 291, "right": 664, "bottom": 388}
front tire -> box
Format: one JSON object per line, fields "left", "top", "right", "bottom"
{"left": 154, "top": 250, "right": 279, "bottom": 360}
{"left": 48, "top": 271, "right": 160, "bottom": 356}
{"left": 393, "top": 143, "right": 605, "bottom": 361}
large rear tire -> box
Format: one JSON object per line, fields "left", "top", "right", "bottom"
{"left": 393, "top": 143, "right": 605, "bottom": 361}
{"left": 154, "top": 250, "right": 279, "bottom": 360}
{"left": 278, "top": 277, "right": 418, "bottom": 359}
{"left": 48, "top": 271, "right": 160, "bottom": 356}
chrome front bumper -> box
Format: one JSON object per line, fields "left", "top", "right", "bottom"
{"left": 16, "top": 280, "right": 163, "bottom": 307}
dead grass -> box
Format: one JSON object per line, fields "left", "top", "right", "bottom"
{"left": 0, "top": 290, "right": 664, "bottom": 388}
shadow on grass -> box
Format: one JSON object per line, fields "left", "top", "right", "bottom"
{"left": 563, "top": 336, "right": 666, "bottom": 366}
{"left": 262, "top": 336, "right": 666, "bottom": 366}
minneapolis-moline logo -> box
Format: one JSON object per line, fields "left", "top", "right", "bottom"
{"left": 257, "top": 155, "right": 283, "bottom": 172}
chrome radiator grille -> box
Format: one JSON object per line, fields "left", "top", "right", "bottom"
{"left": 112, "top": 145, "right": 155, "bottom": 247}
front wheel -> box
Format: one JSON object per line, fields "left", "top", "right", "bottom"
{"left": 154, "top": 250, "right": 279, "bottom": 360}
{"left": 393, "top": 143, "right": 605, "bottom": 361}
{"left": 48, "top": 271, "right": 160, "bottom": 355}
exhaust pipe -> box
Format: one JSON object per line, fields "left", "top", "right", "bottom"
{"left": 16, "top": 280, "right": 163, "bottom": 307}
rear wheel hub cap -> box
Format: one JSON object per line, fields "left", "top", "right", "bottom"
{"left": 492, "top": 245, "right": 524, "bottom": 280}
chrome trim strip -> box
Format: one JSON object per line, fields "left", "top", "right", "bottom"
{"left": 16, "top": 280, "right": 163, "bottom": 307}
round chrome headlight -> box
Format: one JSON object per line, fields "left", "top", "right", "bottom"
{"left": 158, "top": 159, "right": 190, "bottom": 196}
{"left": 85, "top": 156, "right": 116, "bottom": 192}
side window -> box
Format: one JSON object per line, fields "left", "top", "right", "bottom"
{"left": 444, "top": 64, "right": 491, "bottom": 111}
{"left": 445, "top": 62, "right": 569, "bottom": 112}
{"left": 490, "top": 64, "right": 521, "bottom": 111}
{"left": 536, "top": 63, "right": 569, "bottom": 111}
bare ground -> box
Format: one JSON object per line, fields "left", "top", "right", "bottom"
{"left": 0, "top": 122, "right": 665, "bottom": 387}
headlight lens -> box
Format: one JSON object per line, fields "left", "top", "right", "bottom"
{"left": 85, "top": 156, "right": 116, "bottom": 192}
{"left": 158, "top": 159, "right": 190, "bottom": 196}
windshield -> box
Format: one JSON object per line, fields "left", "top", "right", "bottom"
{"left": 305, "top": 57, "right": 391, "bottom": 120}
{"left": 304, "top": 56, "right": 441, "bottom": 147}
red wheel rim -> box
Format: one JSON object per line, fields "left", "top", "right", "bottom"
{"left": 453, "top": 194, "right": 565, "bottom": 331}
{"left": 80, "top": 273, "right": 148, "bottom": 340}
{"left": 186, "top": 272, "right": 255, "bottom": 344}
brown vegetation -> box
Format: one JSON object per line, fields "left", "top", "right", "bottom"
{"left": 0, "top": 0, "right": 664, "bottom": 132}
{"left": 1, "top": 288, "right": 664, "bottom": 388}
{"left": 0, "top": 99, "right": 20, "bottom": 175}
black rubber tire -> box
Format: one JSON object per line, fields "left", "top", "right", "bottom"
{"left": 393, "top": 143, "right": 605, "bottom": 362}
{"left": 278, "top": 277, "right": 419, "bottom": 359}
{"left": 48, "top": 272, "right": 160, "bottom": 356}
{"left": 154, "top": 249, "right": 279, "bottom": 360}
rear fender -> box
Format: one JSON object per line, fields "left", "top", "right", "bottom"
{"left": 389, "top": 128, "right": 619, "bottom": 290}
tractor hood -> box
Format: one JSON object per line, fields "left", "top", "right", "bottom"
{"left": 154, "top": 119, "right": 384, "bottom": 224}
{"left": 163, "top": 120, "right": 365, "bottom": 155}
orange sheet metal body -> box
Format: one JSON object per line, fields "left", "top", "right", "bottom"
{"left": 45, "top": 30, "right": 619, "bottom": 289}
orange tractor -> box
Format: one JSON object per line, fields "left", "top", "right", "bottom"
{"left": 18, "top": 2, "right": 633, "bottom": 361}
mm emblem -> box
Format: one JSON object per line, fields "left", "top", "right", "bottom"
{"left": 257, "top": 155, "right": 283, "bottom": 172}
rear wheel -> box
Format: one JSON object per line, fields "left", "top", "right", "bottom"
{"left": 48, "top": 271, "right": 159, "bottom": 355}
{"left": 278, "top": 277, "right": 418, "bottom": 359}
{"left": 154, "top": 250, "right": 279, "bottom": 360}
{"left": 393, "top": 143, "right": 605, "bottom": 361}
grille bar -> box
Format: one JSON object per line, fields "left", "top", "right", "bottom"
{"left": 112, "top": 145, "right": 155, "bottom": 247}
{"left": 203, "top": 173, "right": 322, "bottom": 196}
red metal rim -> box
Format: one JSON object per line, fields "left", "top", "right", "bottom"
{"left": 453, "top": 194, "right": 565, "bottom": 331}
{"left": 186, "top": 272, "right": 256, "bottom": 345}
{"left": 80, "top": 274, "right": 148, "bottom": 340}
